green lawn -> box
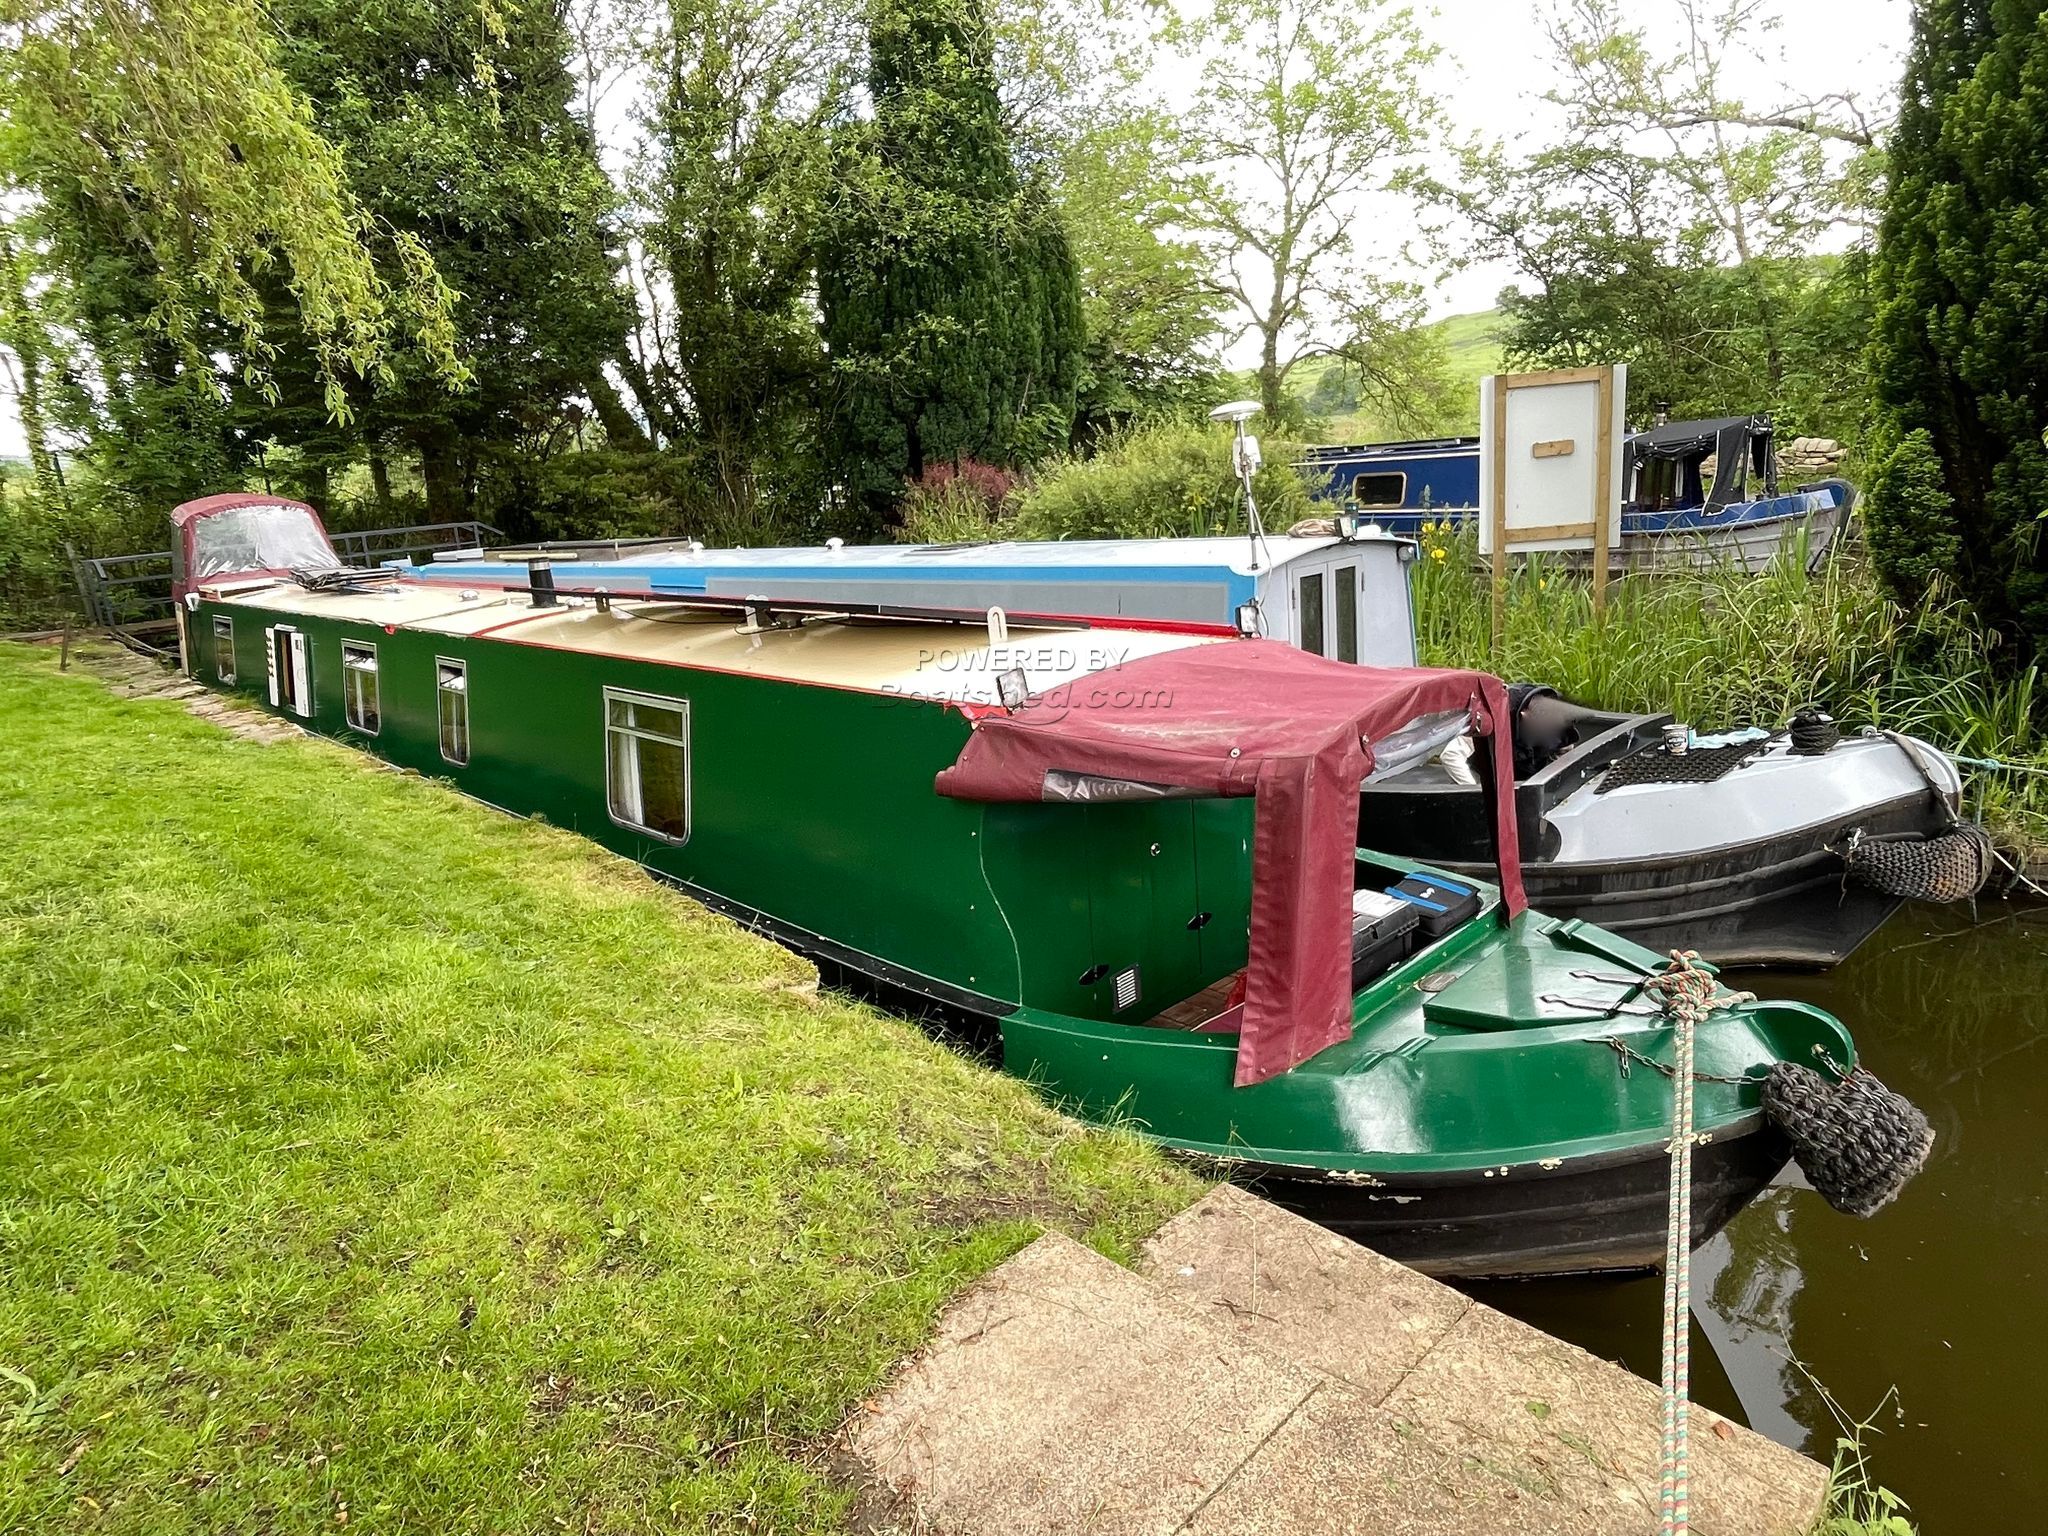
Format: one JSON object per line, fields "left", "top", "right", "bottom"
{"left": 0, "top": 644, "right": 1196, "bottom": 1533}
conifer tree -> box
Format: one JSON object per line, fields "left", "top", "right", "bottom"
{"left": 1868, "top": 0, "right": 2048, "bottom": 657}
{"left": 818, "top": 0, "right": 1082, "bottom": 527}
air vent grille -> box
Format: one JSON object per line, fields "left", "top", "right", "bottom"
{"left": 1114, "top": 967, "right": 1141, "bottom": 1012}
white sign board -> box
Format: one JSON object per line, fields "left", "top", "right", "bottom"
{"left": 1476, "top": 364, "right": 1627, "bottom": 558}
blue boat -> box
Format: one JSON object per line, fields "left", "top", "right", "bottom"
{"left": 1298, "top": 414, "right": 1853, "bottom": 573}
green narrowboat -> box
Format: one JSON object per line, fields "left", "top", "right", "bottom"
{"left": 167, "top": 494, "right": 1890, "bottom": 1278}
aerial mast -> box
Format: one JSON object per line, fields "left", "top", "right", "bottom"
{"left": 1209, "top": 399, "right": 1268, "bottom": 572}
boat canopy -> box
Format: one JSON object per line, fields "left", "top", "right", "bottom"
{"left": 1625, "top": 415, "right": 1777, "bottom": 510}
{"left": 171, "top": 493, "right": 341, "bottom": 597}
{"left": 935, "top": 638, "right": 1526, "bottom": 1086}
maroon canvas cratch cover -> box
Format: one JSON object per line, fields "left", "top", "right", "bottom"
{"left": 170, "top": 493, "right": 333, "bottom": 598}
{"left": 935, "top": 639, "right": 1526, "bottom": 1086}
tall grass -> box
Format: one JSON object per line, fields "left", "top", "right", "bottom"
{"left": 1410, "top": 523, "right": 2048, "bottom": 853}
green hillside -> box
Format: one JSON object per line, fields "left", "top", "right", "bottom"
{"left": 1288, "top": 307, "right": 1505, "bottom": 443}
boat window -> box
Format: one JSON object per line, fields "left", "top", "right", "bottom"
{"left": 605, "top": 687, "right": 690, "bottom": 844}
{"left": 437, "top": 657, "right": 469, "bottom": 766}
{"left": 1349, "top": 472, "right": 1407, "bottom": 509}
{"left": 1636, "top": 457, "right": 1681, "bottom": 509}
{"left": 1298, "top": 572, "right": 1326, "bottom": 657}
{"left": 341, "top": 642, "right": 381, "bottom": 734}
{"left": 213, "top": 614, "right": 235, "bottom": 685}
{"left": 191, "top": 502, "right": 343, "bottom": 580}
{"left": 1334, "top": 565, "right": 1358, "bottom": 664}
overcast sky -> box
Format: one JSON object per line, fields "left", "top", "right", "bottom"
{"left": 0, "top": 0, "right": 1911, "bottom": 462}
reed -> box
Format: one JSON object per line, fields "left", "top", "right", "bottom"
{"left": 1409, "top": 524, "right": 2048, "bottom": 854}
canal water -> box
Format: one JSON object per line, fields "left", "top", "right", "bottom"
{"left": 1470, "top": 899, "right": 2048, "bottom": 1533}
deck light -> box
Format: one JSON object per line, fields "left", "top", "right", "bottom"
{"left": 997, "top": 667, "right": 1029, "bottom": 712}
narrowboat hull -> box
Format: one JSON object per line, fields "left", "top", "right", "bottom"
{"left": 1436, "top": 831, "right": 1913, "bottom": 970}
{"left": 1362, "top": 704, "right": 1963, "bottom": 969}
{"left": 1239, "top": 1114, "right": 1791, "bottom": 1280}
{"left": 174, "top": 565, "right": 1860, "bottom": 1279}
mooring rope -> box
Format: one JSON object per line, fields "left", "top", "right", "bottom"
{"left": 1642, "top": 951, "right": 1753, "bottom": 1536}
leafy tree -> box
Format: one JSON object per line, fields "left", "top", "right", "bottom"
{"left": 261, "top": 0, "right": 637, "bottom": 521}
{"left": 1056, "top": 115, "right": 1227, "bottom": 444}
{"left": 632, "top": 0, "right": 854, "bottom": 521}
{"left": 1165, "top": 0, "right": 1445, "bottom": 427}
{"left": 1450, "top": 0, "right": 1885, "bottom": 440}
{"left": 818, "top": 0, "right": 1083, "bottom": 527}
{"left": 1867, "top": 0, "right": 2048, "bottom": 657}
{"left": 1537, "top": 0, "right": 1880, "bottom": 395}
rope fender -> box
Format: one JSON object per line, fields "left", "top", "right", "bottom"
{"left": 1762, "top": 1062, "right": 1934, "bottom": 1218}
{"left": 1843, "top": 823, "right": 1995, "bottom": 904}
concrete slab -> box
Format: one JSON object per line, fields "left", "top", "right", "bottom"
{"left": 847, "top": 1231, "right": 1318, "bottom": 1536}
{"left": 849, "top": 1190, "right": 1826, "bottom": 1536}
{"left": 1185, "top": 1381, "right": 1625, "bottom": 1536}
{"left": 1379, "top": 1300, "right": 1825, "bottom": 1536}
{"left": 1141, "top": 1184, "right": 1469, "bottom": 1403}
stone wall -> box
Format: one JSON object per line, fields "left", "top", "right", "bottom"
{"left": 1778, "top": 436, "right": 1844, "bottom": 481}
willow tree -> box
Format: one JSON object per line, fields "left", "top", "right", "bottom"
{"left": 818, "top": 0, "right": 1082, "bottom": 527}
{"left": 1867, "top": 0, "right": 2048, "bottom": 660}
{"left": 0, "top": 0, "right": 463, "bottom": 413}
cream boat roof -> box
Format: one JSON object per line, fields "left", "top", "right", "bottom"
{"left": 202, "top": 577, "right": 1227, "bottom": 705}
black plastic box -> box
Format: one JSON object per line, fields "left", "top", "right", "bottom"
{"left": 1351, "top": 892, "right": 1421, "bottom": 988}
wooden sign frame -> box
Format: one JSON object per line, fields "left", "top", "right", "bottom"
{"left": 1487, "top": 364, "right": 1619, "bottom": 647}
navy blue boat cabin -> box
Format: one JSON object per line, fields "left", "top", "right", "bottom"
{"left": 1299, "top": 438, "right": 1480, "bottom": 533}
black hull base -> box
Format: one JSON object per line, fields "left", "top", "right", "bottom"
{"left": 1235, "top": 1114, "right": 1792, "bottom": 1281}
{"left": 1519, "top": 864, "right": 1904, "bottom": 970}
{"left": 1433, "top": 794, "right": 1942, "bottom": 969}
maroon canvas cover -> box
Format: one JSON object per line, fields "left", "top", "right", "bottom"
{"left": 170, "top": 494, "right": 332, "bottom": 597}
{"left": 935, "top": 639, "right": 1525, "bottom": 1086}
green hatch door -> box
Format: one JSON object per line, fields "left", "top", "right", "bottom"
{"left": 1082, "top": 802, "right": 1207, "bottom": 1022}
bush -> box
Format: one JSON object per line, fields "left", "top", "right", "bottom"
{"left": 895, "top": 460, "right": 1019, "bottom": 543}
{"left": 472, "top": 446, "right": 836, "bottom": 550}
{"left": 1009, "top": 419, "right": 1318, "bottom": 541}
{"left": 0, "top": 470, "right": 173, "bottom": 631}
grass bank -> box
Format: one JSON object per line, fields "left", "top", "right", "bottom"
{"left": 1409, "top": 527, "right": 2048, "bottom": 859}
{"left": 0, "top": 644, "right": 1196, "bottom": 1533}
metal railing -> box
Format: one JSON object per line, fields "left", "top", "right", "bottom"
{"left": 68, "top": 519, "right": 503, "bottom": 636}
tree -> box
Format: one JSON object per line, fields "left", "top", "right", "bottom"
{"left": 1445, "top": 0, "right": 1885, "bottom": 439}
{"left": 251, "top": 0, "right": 637, "bottom": 521}
{"left": 1536, "top": 0, "right": 1881, "bottom": 397}
{"left": 632, "top": 0, "right": 854, "bottom": 520}
{"left": 1166, "top": 0, "right": 1444, "bottom": 426}
{"left": 0, "top": 0, "right": 462, "bottom": 414}
{"left": 1056, "top": 115, "right": 1227, "bottom": 444}
{"left": 1867, "top": 0, "right": 2048, "bottom": 658}
{"left": 818, "top": 0, "right": 1083, "bottom": 526}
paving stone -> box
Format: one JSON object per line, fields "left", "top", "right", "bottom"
{"left": 1141, "top": 1184, "right": 1468, "bottom": 1403}
{"left": 1185, "top": 1381, "right": 1630, "bottom": 1536}
{"left": 1379, "top": 1299, "right": 1824, "bottom": 1536}
{"left": 849, "top": 1231, "right": 1318, "bottom": 1536}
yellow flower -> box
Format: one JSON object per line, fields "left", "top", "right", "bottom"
{"left": 1430, "top": 547, "right": 1446, "bottom": 561}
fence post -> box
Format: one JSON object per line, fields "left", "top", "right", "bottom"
{"left": 64, "top": 543, "right": 107, "bottom": 629}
